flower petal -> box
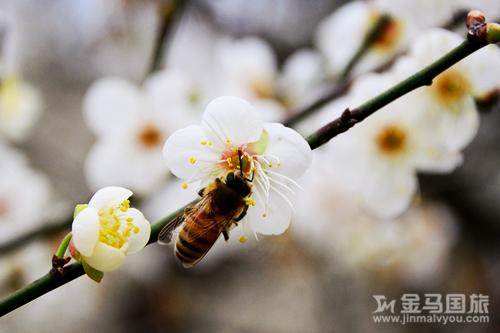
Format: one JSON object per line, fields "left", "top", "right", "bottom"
{"left": 246, "top": 187, "right": 292, "bottom": 235}
{"left": 83, "top": 242, "right": 126, "bottom": 272}
{"left": 84, "top": 138, "right": 167, "bottom": 196}
{"left": 72, "top": 206, "right": 99, "bottom": 257}
{"left": 361, "top": 163, "right": 417, "bottom": 219}
{"left": 261, "top": 123, "right": 312, "bottom": 179}
{"left": 122, "top": 208, "right": 151, "bottom": 255}
{"left": 202, "top": 96, "right": 263, "bottom": 147}
{"left": 0, "top": 79, "right": 42, "bottom": 143}
{"left": 82, "top": 77, "right": 142, "bottom": 136}
{"left": 88, "top": 186, "right": 133, "bottom": 211}
{"left": 462, "top": 44, "right": 500, "bottom": 98}
{"left": 163, "top": 125, "right": 220, "bottom": 181}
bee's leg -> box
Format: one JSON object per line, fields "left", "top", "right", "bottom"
{"left": 223, "top": 229, "right": 230, "bottom": 241}
{"left": 234, "top": 205, "right": 249, "bottom": 222}
{"left": 198, "top": 187, "right": 205, "bottom": 197}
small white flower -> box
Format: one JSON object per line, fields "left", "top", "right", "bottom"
{"left": 0, "top": 12, "right": 43, "bottom": 143}
{"left": 83, "top": 71, "right": 199, "bottom": 195}
{"left": 163, "top": 96, "right": 312, "bottom": 235}
{"left": 71, "top": 186, "right": 151, "bottom": 272}
{"left": 316, "top": 1, "right": 416, "bottom": 78}
{"left": 167, "top": 20, "right": 285, "bottom": 121}
{"left": 0, "top": 142, "right": 52, "bottom": 243}
{"left": 0, "top": 77, "right": 43, "bottom": 143}
{"left": 278, "top": 49, "right": 326, "bottom": 108}
{"left": 395, "top": 29, "right": 500, "bottom": 151}
{"left": 325, "top": 74, "right": 462, "bottom": 217}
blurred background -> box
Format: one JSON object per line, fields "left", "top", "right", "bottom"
{"left": 0, "top": 0, "right": 499, "bottom": 332}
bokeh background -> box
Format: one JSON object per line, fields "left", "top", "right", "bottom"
{"left": 0, "top": 0, "right": 499, "bottom": 332}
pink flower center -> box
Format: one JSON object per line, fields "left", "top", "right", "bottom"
{"left": 219, "top": 145, "right": 256, "bottom": 177}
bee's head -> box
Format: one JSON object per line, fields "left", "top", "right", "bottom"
{"left": 225, "top": 171, "right": 252, "bottom": 197}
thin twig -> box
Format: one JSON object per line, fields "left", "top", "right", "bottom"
{"left": 146, "top": 0, "right": 188, "bottom": 76}
{"left": 339, "top": 14, "right": 393, "bottom": 81}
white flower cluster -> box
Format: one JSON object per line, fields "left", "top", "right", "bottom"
{"left": 298, "top": 29, "right": 500, "bottom": 218}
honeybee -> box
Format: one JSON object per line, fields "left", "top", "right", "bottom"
{"left": 158, "top": 156, "right": 253, "bottom": 267}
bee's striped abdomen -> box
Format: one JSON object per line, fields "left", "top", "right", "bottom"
{"left": 175, "top": 211, "right": 223, "bottom": 267}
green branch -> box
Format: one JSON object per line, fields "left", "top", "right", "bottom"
{"left": 1, "top": 11, "right": 498, "bottom": 318}
{"left": 146, "top": 0, "right": 188, "bottom": 76}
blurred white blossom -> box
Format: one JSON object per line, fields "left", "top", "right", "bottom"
{"left": 294, "top": 154, "right": 458, "bottom": 287}
{"left": 0, "top": 142, "right": 51, "bottom": 243}
{"left": 394, "top": 29, "right": 500, "bottom": 152}
{"left": 1, "top": 241, "right": 102, "bottom": 332}
{"left": 71, "top": 186, "right": 151, "bottom": 272}
{"left": 322, "top": 73, "right": 462, "bottom": 217}
{"left": 163, "top": 96, "right": 312, "bottom": 236}
{"left": 316, "top": 1, "right": 416, "bottom": 78}
{"left": 278, "top": 49, "right": 326, "bottom": 108}
{"left": 0, "top": 11, "right": 42, "bottom": 143}
{"left": 83, "top": 71, "right": 200, "bottom": 196}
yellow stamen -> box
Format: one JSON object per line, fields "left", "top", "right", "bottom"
{"left": 245, "top": 197, "right": 256, "bottom": 206}
{"left": 181, "top": 181, "right": 188, "bottom": 189}
{"left": 239, "top": 235, "right": 248, "bottom": 243}
{"left": 119, "top": 200, "right": 130, "bottom": 212}
{"left": 262, "top": 213, "right": 267, "bottom": 218}
{"left": 189, "top": 156, "right": 197, "bottom": 165}
{"left": 200, "top": 140, "right": 207, "bottom": 146}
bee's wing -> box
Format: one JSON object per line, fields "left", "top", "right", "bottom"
{"left": 157, "top": 195, "right": 214, "bottom": 245}
{"left": 157, "top": 215, "right": 185, "bottom": 245}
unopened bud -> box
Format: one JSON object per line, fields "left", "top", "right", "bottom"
{"left": 466, "top": 10, "right": 486, "bottom": 28}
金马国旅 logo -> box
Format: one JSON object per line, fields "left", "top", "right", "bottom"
{"left": 372, "top": 294, "right": 489, "bottom": 325}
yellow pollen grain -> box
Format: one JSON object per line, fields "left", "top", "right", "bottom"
{"left": 239, "top": 235, "right": 248, "bottom": 243}
{"left": 200, "top": 140, "right": 207, "bottom": 146}
{"left": 189, "top": 156, "right": 197, "bottom": 165}
{"left": 262, "top": 213, "right": 267, "bottom": 218}
{"left": 126, "top": 217, "right": 134, "bottom": 222}
{"left": 245, "top": 197, "right": 256, "bottom": 206}
{"left": 226, "top": 138, "right": 231, "bottom": 144}
{"left": 181, "top": 181, "right": 188, "bottom": 189}
{"left": 207, "top": 141, "right": 213, "bottom": 147}
{"left": 119, "top": 200, "right": 130, "bottom": 212}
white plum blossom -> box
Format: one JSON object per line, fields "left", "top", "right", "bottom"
{"left": 0, "top": 142, "right": 52, "bottom": 243}
{"left": 0, "top": 78, "right": 42, "bottom": 142}
{"left": 167, "top": 18, "right": 286, "bottom": 121}
{"left": 71, "top": 186, "right": 151, "bottom": 272}
{"left": 83, "top": 70, "right": 200, "bottom": 196}
{"left": 324, "top": 73, "right": 463, "bottom": 218}
{"left": 394, "top": 29, "right": 500, "bottom": 151}
{"left": 294, "top": 154, "right": 457, "bottom": 287}
{"left": 163, "top": 96, "right": 312, "bottom": 236}
{"left": 316, "top": 1, "right": 416, "bottom": 78}
{"left": 214, "top": 37, "right": 285, "bottom": 121}
{"left": 0, "top": 11, "right": 43, "bottom": 143}
{"left": 278, "top": 49, "right": 326, "bottom": 109}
